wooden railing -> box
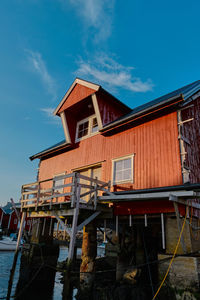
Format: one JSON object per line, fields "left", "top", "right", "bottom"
{"left": 21, "top": 172, "right": 111, "bottom": 210}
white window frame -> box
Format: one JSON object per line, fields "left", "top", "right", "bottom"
{"left": 75, "top": 114, "right": 99, "bottom": 142}
{"left": 112, "top": 154, "right": 134, "bottom": 185}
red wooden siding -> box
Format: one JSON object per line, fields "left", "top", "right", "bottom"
{"left": 58, "top": 84, "right": 96, "bottom": 114}
{"left": 97, "top": 93, "right": 129, "bottom": 126}
{"left": 39, "top": 112, "right": 182, "bottom": 190}
{"left": 114, "top": 201, "right": 186, "bottom": 216}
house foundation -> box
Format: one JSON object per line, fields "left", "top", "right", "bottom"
{"left": 15, "top": 218, "right": 59, "bottom": 300}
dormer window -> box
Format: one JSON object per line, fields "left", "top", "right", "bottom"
{"left": 76, "top": 115, "right": 99, "bottom": 142}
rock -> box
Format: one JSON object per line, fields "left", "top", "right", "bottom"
{"left": 123, "top": 268, "right": 141, "bottom": 284}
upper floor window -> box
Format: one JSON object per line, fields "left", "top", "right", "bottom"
{"left": 76, "top": 115, "right": 99, "bottom": 142}
{"left": 112, "top": 154, "right": 134, "bottom": 185}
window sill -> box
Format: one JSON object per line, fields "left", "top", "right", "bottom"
{"left": 75, "top": 131, "right": 99, "bottom": 143}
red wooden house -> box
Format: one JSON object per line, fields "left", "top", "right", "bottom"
{"left": 21, "top": 78, "right": 200, "bottom": 291}
{"left": 0, "top": 203, "right": 31, "bottom": 233}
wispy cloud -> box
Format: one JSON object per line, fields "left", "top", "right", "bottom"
{"left": 68, "top": 0, "right": 115, "bottom": 42}
{"left": 26, "top": 50, "right": 57, "bottom": 100}
{"left": 76, "top": 54, "right": 154, "bottom": 93}
{"left": 40, "top": 107, "right": 60, "bottom": 126}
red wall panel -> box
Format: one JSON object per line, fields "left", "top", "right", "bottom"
{"left": 58, "top": 84, "right": 96, "bottom": 113}
{"left": 39, "top": 112, "right": 182, "bottom": 190}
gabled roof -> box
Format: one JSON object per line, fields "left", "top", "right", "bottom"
{"left": 30, "top": 79, "right": 200, "bottom": 160}
{"left": 54, "top": 78, "right": 100, "bottom": 115}
{"left": 101, "top": 80, "right": 200, "bottom": 131}
{"left": 30, "top": 140, "right": 70, "bottom": 161}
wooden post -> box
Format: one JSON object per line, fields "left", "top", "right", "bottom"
{"left": 94, "top": 177, "right": 98, "bottom": 210}
{"left": 129, "top": 214, "right": 132, "bottom": 227}
{"left": 68, "top": 177, "right": 81, "bottom": 263}
{"left": 71, "top": 173, "right": 77, "bottom": 208}
{"left": 80, "top": 222, "right": 97, "bottom": 292}
{"left": 36, "top": 218, "right": 40, "bottom": 238}
{"left": 42, "top": 218, "right": 46, "bottom": 236}
{"left": 63, "top": 219, "right": 67, "bottom": 240}
{"left": 171, "top": 195, "right": 187, "bottom": 253}
{"left": 116, "top": 215, "right": 119, "bottom": 237}
{"left": 56, "top": 221, "right": 60, "bottom": 238}
{"left": 144, "top": 214, "right": 148, "bottom": 227}
{"left": 28, "top": 218, "right": 32, "bottom": 235}
{"left": 7, "top": 212, "right": 26, "bottom": 300}
{"left": 35, "top": 182, "right": 40, "bottom": 211}
{"left": 49, "top": 218, "right": 53, "bottom": 236}
{"left": 104, "top": 219, "right": 106, "bottom": 243}
{"left": 161, "top": 213, "right": 165, "bottom": 249}
{"left": 50, "top": 179, "right": 55, "bottom": 210}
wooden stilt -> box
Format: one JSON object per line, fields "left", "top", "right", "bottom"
{"left": 68, "top": 182, "right": 81, "bottom": 263}
{"left": 129, "top": 214, "right": 132, "bottom": 227}
{"left": 28, "top": 218, "right": 32, "bottom": 235}
{"left": 42, "top": 218, "right": 46, "bottom": 236}
{"left": 170, "top": 195, "right": 187, "bottom": 253}
{"left": 36, "top": 218, "right": 40, "bottom": 238}
{"left": 116, "top": 215, "right": 119, "bottom": 237}
{"left": 49, "top": 218, "right": 53, "bottom": 236}
{"left": 104, "top": 219, "right": 106, "bottom": 242}
{"left": 56, "top": 221, "right": 60, "bottom": 238}
{"left": 145, "top": 214, "right": 148, "bottom": 227}
{"left": 7, "top": 212, "right": 26, "bottom": 300}
{"left": 161, "top": 213, "right": 165, "bottom": 249}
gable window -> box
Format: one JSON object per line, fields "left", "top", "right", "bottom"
{"left": 76, "top": 115, "right": 99, "bottom": 142}
{"left": 112, "top": 155, "right": 134, "bottom": 185}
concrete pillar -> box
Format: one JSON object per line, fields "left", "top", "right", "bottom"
{"left": 15, "top": 218, "right": 59, "bottom": 300}
{"left": 80, "top": 222, "right": 97, "bottom": 293}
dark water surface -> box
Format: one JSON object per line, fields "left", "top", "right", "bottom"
{"left": 0, "top": 246, "right": 105, "bottom": 300}
{"left": 0, "top": 246, "right": 73, "bottom": 300}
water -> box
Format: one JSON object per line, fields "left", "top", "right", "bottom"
{"left": 0, "top": 246, "right": 105, "bottom": 300}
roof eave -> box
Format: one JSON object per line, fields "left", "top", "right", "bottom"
{"left": 29, "top": 142, "right": 71, "bottom": 161}
{"left": 100, "top": 93, "right": 184, "bottom": 133}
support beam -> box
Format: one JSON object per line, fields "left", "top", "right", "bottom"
{"left": 161, "top": 213, "right": 165, "bottom": 249}
{"left": 129, "top": 214, "right": 132, "bottom": 227}
{"left": 170, "top": 195, "right": 187, "bottom": 254}
{"left": 99, "top": 190, "right": 198, "bottom": 201}
{"left": 116, "top": 215, "right": 119, "bottom": 237}
{"left": 77, "top": 211, "right": 101, "bottom": 232}
{"left": 169, "top": 197, "right": 200, "bottom": 210}
{"left": 144, "top": 214, "right": 148, "bottom": 227}
{"left": 52, "top": 212, "right": 71, "bottom": 236}
{"left": 68, "top": 183, "right": 81, "bottom": 262}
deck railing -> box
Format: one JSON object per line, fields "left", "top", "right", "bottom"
{"left": 21, "top": 172, "right": 111, "bottom": 210}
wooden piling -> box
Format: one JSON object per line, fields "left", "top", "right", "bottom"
{"left": 80, "top": 222, "right": 97, "bottom": 292}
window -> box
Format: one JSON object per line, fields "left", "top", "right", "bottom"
{"left": 76, "top": 115, "right": 99, "bottom": 142}
{"left": 112, "top": 155, "right": 134, "bottom": 184}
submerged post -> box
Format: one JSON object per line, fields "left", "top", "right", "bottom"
{"left": 80, "top": 222, "right": 97, "bottom": 294}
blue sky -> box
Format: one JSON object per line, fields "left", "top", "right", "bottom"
{"left": 0, "top": 0, "right": 200, "bottom": 205}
